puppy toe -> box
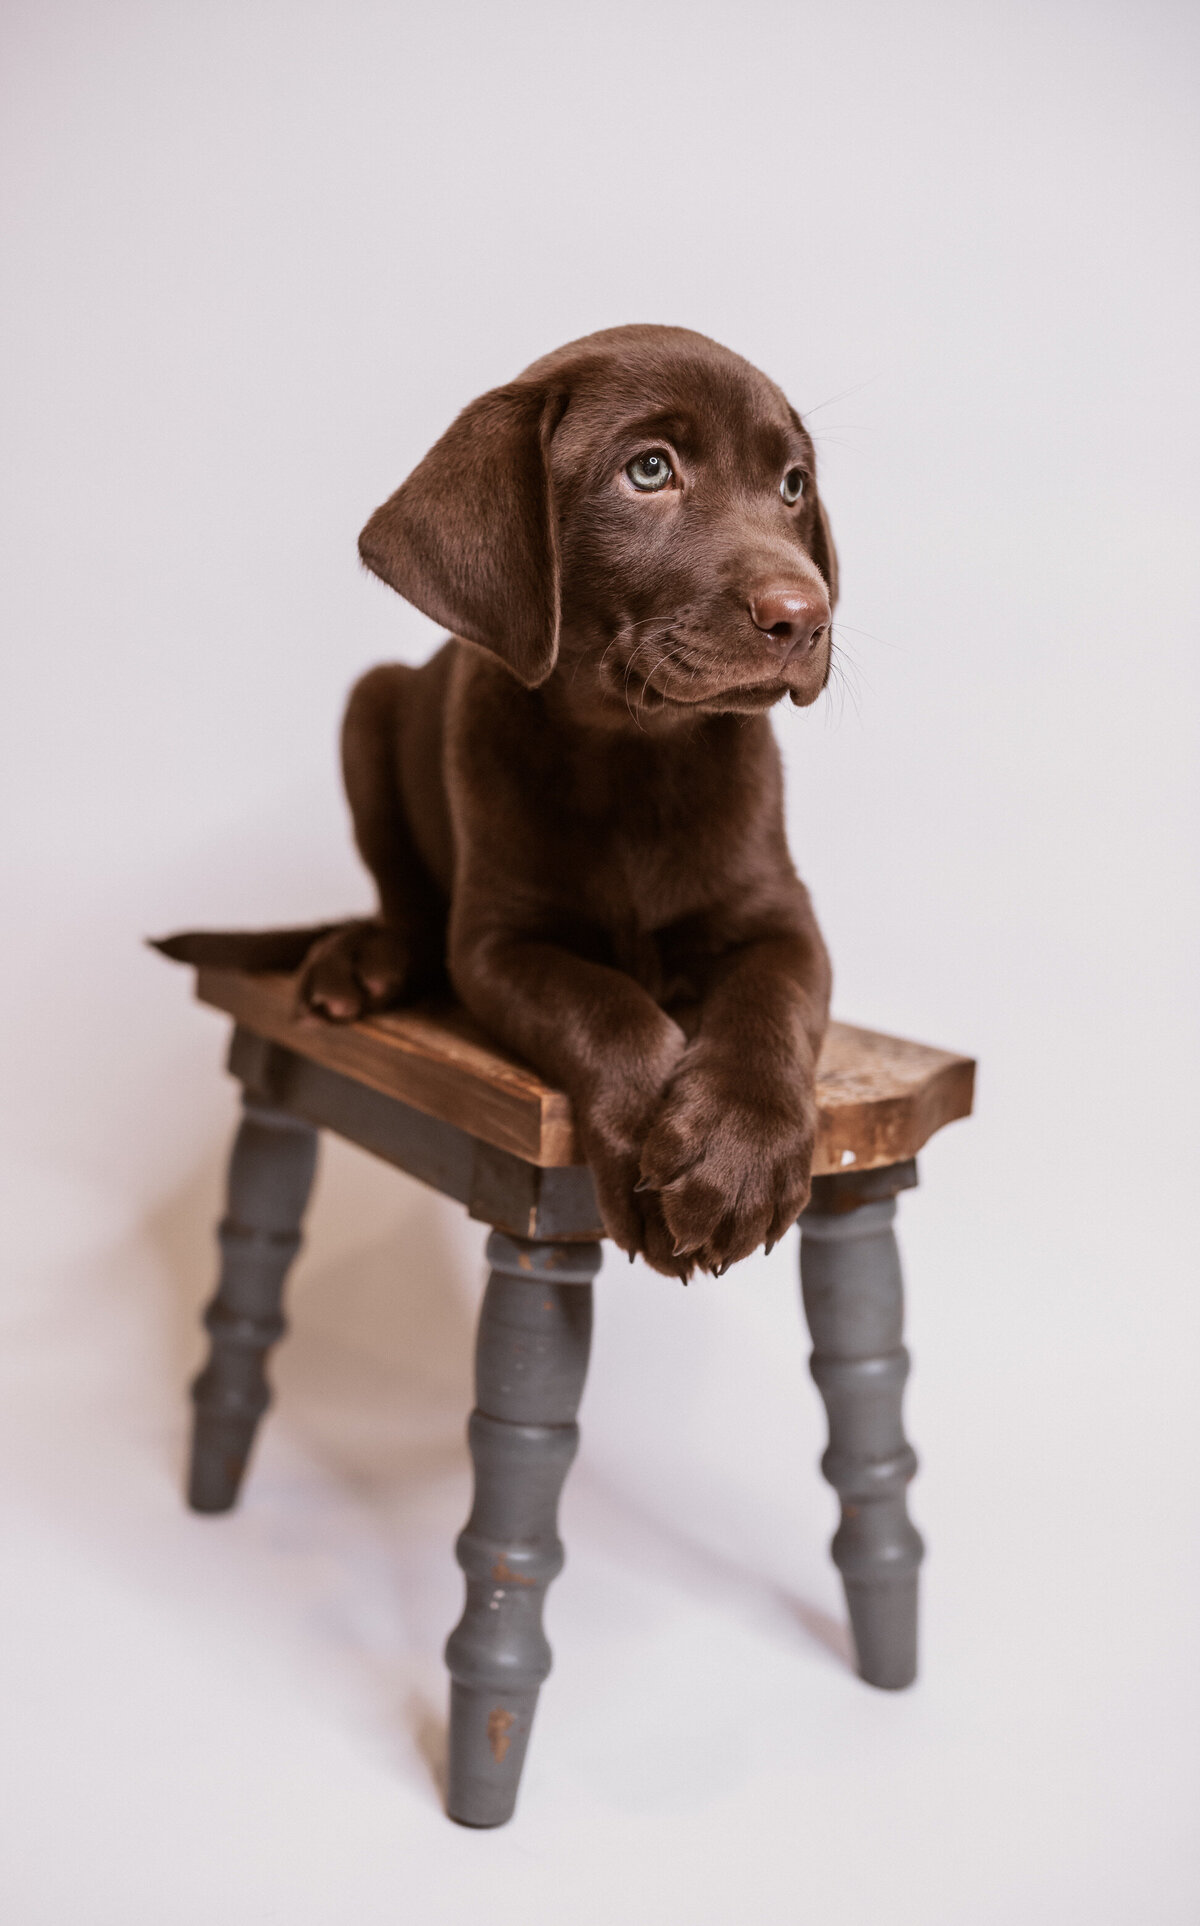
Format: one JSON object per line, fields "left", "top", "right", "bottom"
{"left": 763, "top": 1159, "right": 813, "bottom": 1244}
{"left": 305, "top": 981, "right": 363, "bottom": 1022}
{"left": 355, "top": 925, "right": 411, "bottom": 1005}
{"left": 637, "top": 1122, "right": 704, "bottom": 1197}
{"left": 298, "top": 931, "right": 367, "bottom": 1021}
{"left": 588, "top": 1159, "right": 645, "bottom": 1261}
{"left": 639, "top": 1201, "right": 696, "bottom": 1280}
{"left": 704, "top": 1178, "right": 808, "bottom": 1271}
{"left": 699, "top": 1210, "right": 765, "bottom": 1276}
{"left": 766, "top": 1190, "right": 807, "bottom": 1251}
{"left": 656, "top": 1170, "right": 728, "bottom": 1265}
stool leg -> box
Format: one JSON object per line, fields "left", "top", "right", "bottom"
{"left": 444, "top": 1231, "right": 600, "bottom": 1827}
{"left": 799, "top": 1193, "right": 924, "bottom": 1689}
{"left": 188, "top": 1096, "right": 319, "bottom": 1514}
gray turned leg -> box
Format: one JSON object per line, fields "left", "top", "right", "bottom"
{"left": 188, "top": 1095, "right": 319, "bottom": 1514}
{"left": 799, "top": 1185, "right": 924, "bottom": 1689}
{"left": 444, "top": 1230, "right": 600, "bottom": 1828}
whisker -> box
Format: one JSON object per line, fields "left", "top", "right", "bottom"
{"left": 828, "top": 627, "right": 873, "bottom": 693}
{"left": 600, "top": 611, "right": 731, "bottom": 725}
{"left": 619, "top": 629, "right": 672, "bottom": 728}
{"left": 629, "top": 635, "right": 699, "bottom": 724}
{"left": 822, "top": 638, "right": 865, "bottom": 727}
{"left": 830, "top": 619, "right": 898, "bottom": 652}
{"left": 796, "top": 374, "right": 881, "bottom": 419}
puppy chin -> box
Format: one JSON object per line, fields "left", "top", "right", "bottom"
{"left": 785, "top": 651, "right": 833, "bottom": 708}
{"left": 709, "top": 685, "right": 787, "bottom": 714}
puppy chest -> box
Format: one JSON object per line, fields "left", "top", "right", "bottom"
{"left": 535, "top": 795, "right": 732, "bottom": 929}
{"left": 567, "top": 752, "right": 750, "bottom": 893}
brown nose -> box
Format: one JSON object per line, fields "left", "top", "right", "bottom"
{"left": 749, "top": 585, "right": 830, "bottom": 657}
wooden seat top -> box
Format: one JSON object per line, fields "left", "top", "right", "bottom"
{"left": 193, "top": 966, "right": 974, "bottom": 1176}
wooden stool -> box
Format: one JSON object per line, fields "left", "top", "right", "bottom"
{"left": 175, "top": 963, "right": 974, "bottom": 1827}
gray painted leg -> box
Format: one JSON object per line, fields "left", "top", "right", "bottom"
{"left": 445, "top": 1230, "right": 600, "bottom": 1827}
{"left": 188, "top": 1096, "right": 319, "bottom": 1514}
{"left": 799, "top": 1189, "right": 924, "bottom": 1689}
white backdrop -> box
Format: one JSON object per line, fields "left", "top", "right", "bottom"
{"left": 2, "top": 3, "right": 1197, "bottom": 1920}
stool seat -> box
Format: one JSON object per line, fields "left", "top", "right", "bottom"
{"left": 167, "top": 950, "right": 975, "bottom": 1827}
{"left": 193, "top": 964, "right": 975, "bottom": 1174}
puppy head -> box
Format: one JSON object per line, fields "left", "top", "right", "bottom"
{"left": 359, "top": 325, "right": 837, "bottom": 720}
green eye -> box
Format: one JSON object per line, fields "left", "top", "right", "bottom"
{"left": 626, "top": 450, "right": 673, "bottom": 491}
{"left": 781, "top": 466, "right": 805, "bottom": 505}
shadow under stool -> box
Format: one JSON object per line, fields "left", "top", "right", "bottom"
{"left": 171, "top": 962, "right": 974, "bottom": 1827}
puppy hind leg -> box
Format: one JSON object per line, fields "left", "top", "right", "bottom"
{"left": 300, "top": 665, "right": 447, "bottom": 1020}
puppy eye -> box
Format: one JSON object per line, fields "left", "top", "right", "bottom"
{"left": 626, "top": 450, "right": 673, "bottom": 492}
{"left": 781, "top": 466, "right": 806, "bottom": 505}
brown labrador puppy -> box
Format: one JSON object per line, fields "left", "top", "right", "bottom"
{"left": 171, "top": 326, "right": 837, "bottom": 1278}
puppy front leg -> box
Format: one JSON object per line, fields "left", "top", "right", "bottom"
{"left": 639, "top": 927, "right": 831, "bottom": 1274}
{"left": 450, "top": 930, "right": 688, "bottom": 1270}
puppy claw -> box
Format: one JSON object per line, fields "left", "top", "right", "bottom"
{"left": 763, "top": 1237, "right": 777, "bottom": 1257}
{"left": 633, "top": 1177, "right": 653, "bottom": 1194}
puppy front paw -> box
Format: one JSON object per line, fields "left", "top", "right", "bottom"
{"left": 637, "top": 1050, "right": 818, "bottom": 1275}
{"left": 575, "top": 1026, "right": 689, "bottom": 1274}
{"left": 580, "top": 1129, "right": 691, "bottom": 1279}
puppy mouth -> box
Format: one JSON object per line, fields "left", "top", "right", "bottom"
{"left": 598, "top": 618, "right": 827, "bottom": 719}
{"left": 641, "top": 651, "right": 829, "bottom": 714}
{"left": 642, "top": 678, "right": 788, "bottom": 713}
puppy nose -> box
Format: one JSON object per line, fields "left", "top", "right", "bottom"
{"left": 749, "top": 586, "right": 830, "bottom": 656}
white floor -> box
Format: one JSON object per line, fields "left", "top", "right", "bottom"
{"left": 3, "top": 1103, "right": 1195, "bottom": 1926}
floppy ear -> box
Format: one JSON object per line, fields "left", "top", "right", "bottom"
{"left": 809, "top": 495, "right": 839, "bottom": 610}
{"left": 359, "top": 382, "right": 566, "bottom": 688}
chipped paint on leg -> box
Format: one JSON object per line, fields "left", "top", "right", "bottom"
{"left": 487, "top": 1706, "right": 515, "bottom": 1764}
{"left": 491, "top": 1554, "right": 536, "bottom": 1587}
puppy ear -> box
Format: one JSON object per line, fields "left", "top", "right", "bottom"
{"left": 809, "top": 496, "right": 839, "bottom": 610}
{"left": 359, "top": 383, "right": 566, "bottom": 688}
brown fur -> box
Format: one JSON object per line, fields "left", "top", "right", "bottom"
{"left": 166, "top": 325, "right": 838, "bottom": 1277}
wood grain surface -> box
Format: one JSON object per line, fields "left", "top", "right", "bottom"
{"left": 194, "top": 966, "right": 975, "bottom": 1172}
